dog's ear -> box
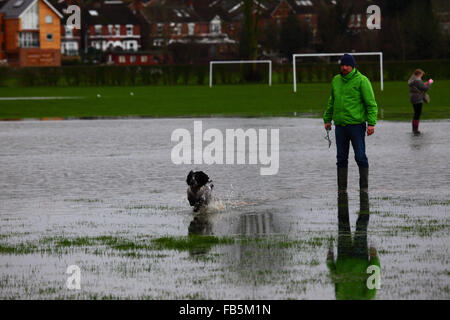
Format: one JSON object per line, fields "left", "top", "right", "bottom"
{"left": 196, "top": 171, "right": 210, "bottom": 186}
{"left": 186, "top": 171, "right": 194, "bottom": 185}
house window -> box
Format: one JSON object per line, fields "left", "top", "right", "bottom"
{"left": 153, "top": 39, "right": 163, "bottom": 47}
{"left": 19, "top": 32, "right": 39, "bottom": 47}
{"left": 126, "top": 25, "right": 133, "bottom": 36}
{"left": 118, "top": 56, "right": 126, "bottom": 63}
{"left": 177, "top": 23, "right": 182, "bottom": 35}
{"left": 128, "top": 41, "right": 138, "bottom": 51}
{"left": 115, "top": 25, "right": 121, "bottom": 36}
{"left": 108, "top": 25, "right": 113, "bottom": 34}
{"left": 45, "top": 15, "right": 52, "bottom": 24}
{"left": 64, "top": 42, "right": 78, "bottom": 55}
{"left": 46, "top": 33, "right": 53, "bottom": 41}
{"left": 305, "top": 14, "right": 312, "bottom": 24}
{"left": 210, "top": 17, "right": 221, "bottom": 34}
{"left": 130, "top": 55, "right": 136, "bottom": 63}
{"left": 157, "top": 23, "right": 164, "bottom": 36}
{"left": 141, "top": 55, "right": 148, "bottom": 63}
{"left": 188, "top": 23, "right": 195, "bottom": 36}
{"left": 65, "top": 26, "right": 73, "bottom": 37}
{"left": 95, "top": 25, "right": 102, "bottom": 35}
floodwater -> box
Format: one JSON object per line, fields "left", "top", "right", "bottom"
{"left": 0, "top": 118, "right": 448, "bottom": 300}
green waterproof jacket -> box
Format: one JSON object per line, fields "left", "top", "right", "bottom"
{"left": 323, "top": 68, "right": 378, "bottom": 126}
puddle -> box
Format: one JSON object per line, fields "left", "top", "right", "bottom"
{"left": 0, "top": 118, "right": 448, "bottom": 299}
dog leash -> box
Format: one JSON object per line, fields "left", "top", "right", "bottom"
{"left": 324, "top": 127, "right": 332, "bottom": 148}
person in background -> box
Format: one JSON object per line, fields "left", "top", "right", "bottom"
{"left": 408, "top": 69, "right": 433, "bottom": 134}
{"left": 323, "top": 54, "right": 378, "bottom": 193}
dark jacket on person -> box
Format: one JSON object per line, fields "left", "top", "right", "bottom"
{"left": 408, "top": 75, "right": 430, "bottom": 104}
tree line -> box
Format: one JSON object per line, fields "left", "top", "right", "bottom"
{"left": 240, "top": 0, "right": 449, "bottom": 62}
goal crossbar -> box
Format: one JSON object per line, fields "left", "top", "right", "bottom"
{"left": 209, "top": 60, "right": 272, "bottom": 87}
{"left": 292, "top": 52, "right": 383, "bottom": 92}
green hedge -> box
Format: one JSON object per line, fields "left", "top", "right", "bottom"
{"left": 0, "top": 60, "right": 448, "bottom": 87}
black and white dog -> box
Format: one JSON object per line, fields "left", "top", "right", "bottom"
{"left": 186, "top": 170, "right": 214, "bottom": 212}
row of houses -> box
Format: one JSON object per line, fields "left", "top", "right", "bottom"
{"left": 6, "top": 0, "right": 447, "bottom": 67}
{"left": 0, "top": 0, "right": 334, "bottom": 67}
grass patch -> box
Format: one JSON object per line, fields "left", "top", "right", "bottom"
{"left": 386, "top": 218, "right": 449, "bottom": 237}
{"left": 0, "top": 243, "right": 38, "bottom": 255}
{"left": 0, "top": 234, "right": 321, "bottom": 256}
{"left": 152, "top": 235, "right": 234, "bottom": 251}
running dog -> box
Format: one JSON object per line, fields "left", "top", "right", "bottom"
{"left": 186, "top": 170, "right": 214, "bottom": 212}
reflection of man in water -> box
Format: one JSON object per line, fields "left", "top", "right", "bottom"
{"left": 327, "top": 192, "right": 381, "bottom": 300}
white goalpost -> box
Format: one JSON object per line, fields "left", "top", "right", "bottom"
{"left": 292, "top": 52, "right": 384, "bottom": 92}
{"left": 209, "top": 60, "right": 272, "bottom": 88}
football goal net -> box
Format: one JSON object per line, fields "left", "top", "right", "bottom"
{"left": 292, "top": 52, "right": 384, "bottom": 92}
{"left": 209, "top": 60, "right": 272, "bottom": 87}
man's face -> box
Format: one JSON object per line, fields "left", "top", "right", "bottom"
{"left": 340, "top": 65, "right": 353, "bottom": 75}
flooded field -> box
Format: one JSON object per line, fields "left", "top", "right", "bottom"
{"left": 0, "top": 118, "right": 448, "bottom": 300}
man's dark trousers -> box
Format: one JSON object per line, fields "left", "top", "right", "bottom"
{"left": 335, "top": 123, "right": 369, "bottom": 168}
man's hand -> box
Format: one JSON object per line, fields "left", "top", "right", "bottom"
{"left": 324, "top": 123, "right": 332, "bottom": 131}
{"left": 367, "top": 125, "right": 375, "bottom": 136}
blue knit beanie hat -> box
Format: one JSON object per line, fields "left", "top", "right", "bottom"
{"left": 340, "top": 54, "right": 355, "bottom": 68}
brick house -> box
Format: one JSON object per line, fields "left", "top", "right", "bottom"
{"left": 0, "top": 0, "right": 63, "bottom": 67}
{"left": 264, "top": 0, "right": 317, "bottom": 35}
{"left": 0, "top": 11, "right": 5, "bottom": 61}
{"left": 137, "top": 0, "right": 237, "bottom": 62}
{"left": 85, "top": 0, "right": 142, "bottom": 53}
{"left": 135, "top": 0, "right": 320, "bottom": 62}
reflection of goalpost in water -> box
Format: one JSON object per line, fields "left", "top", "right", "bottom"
{"left": 209, "top": 60, "right": 272, "bottom": 87}
{"left": 292, "top": 52, "right": 384, "bottom": 93}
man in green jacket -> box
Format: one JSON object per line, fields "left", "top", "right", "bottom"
{"left": 323, "top": 54, "right": 378, "bottom": 193}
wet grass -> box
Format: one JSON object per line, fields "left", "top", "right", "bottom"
{"left": 395, "top": 219, "right": 449, "bottom": 237}
{"left": 0, "top": 234, "right": 325, "bottom": 257}
{"left": 0, "top": 81, "right": 449, "bottom": 120}
{"left": 124, "top": 204, "right": 171, "bottom": 211}
{"left": 64, "top": 198, "right": 103, "bottom": 203}
{"left": 152, "top": 235, "right": 234, "bottom": 251}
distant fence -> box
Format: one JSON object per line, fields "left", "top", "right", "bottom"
{"left": 0, "top": 60, "right": 449, "bottom": 87}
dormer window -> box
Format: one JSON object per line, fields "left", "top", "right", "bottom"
{"left": 126, "top": 25, "right": 133, "bottom": 36}
{"left": 210, "top": 16, "right": 221, "bottom": 34}
{"left": 188, "top": 23, "right": 195, "bottom": 36}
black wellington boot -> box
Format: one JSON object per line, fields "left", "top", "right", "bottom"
{"left": 359, "top": 167, "right": 369, "bottom": 193}
{"left": 337, "top": 167, "right": 348, "bottom": 193}
{"left": 359, "top": 190, "right": 370, "bottom": 215}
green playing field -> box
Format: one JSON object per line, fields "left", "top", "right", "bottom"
{"left": 0, "top": 81, "right": 448, "bottom": 120}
